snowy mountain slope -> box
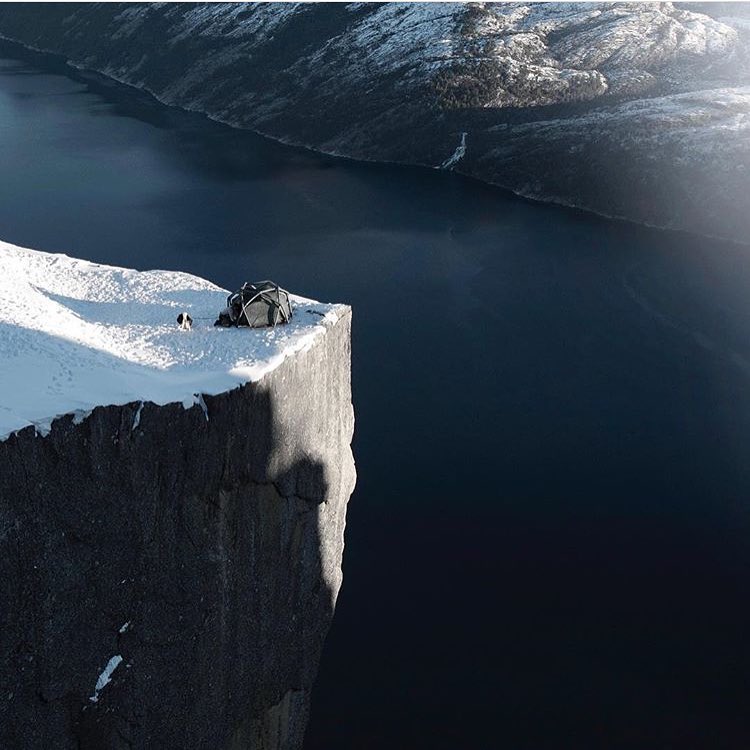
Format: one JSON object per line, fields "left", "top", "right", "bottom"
{"left": 0, "top": 2, "right": 747, "bottom": 240}
{"left": 470, "top": 85, "right": 750, "bottom": 235}
{"left": 433, "top": 2, "right": 736, "bottom": 106}
{"left": 96, "top": 2, "right": 739, "bottom": 107}
{"left": 0, "top": 240, "right": 343, "bottom": 438}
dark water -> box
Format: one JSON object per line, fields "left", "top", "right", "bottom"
{"left": 3, "top": 44, "right": 750, "bottom": 749}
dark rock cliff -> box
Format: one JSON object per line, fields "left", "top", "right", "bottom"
{"left": 0, "top": 2, "right": 747, "bottom": 242}
{"left": 0, "top": 309, "right": 355, "bottom": 749}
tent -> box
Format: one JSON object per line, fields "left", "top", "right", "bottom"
{"left": 215, "top": 281, "right": 293, "bottom": 328}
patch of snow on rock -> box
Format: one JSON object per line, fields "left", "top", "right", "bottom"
{"left": 440, "top": 131, "right": 467, "bottom": 169}
{"left": 89, "top": 654, "right": 123, "bottom": 703}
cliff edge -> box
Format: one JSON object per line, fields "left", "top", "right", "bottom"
{"left": 0, "top": 242, "right": 356, "bottom": 749}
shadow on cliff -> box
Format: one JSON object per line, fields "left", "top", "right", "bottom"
{"left": 0, "top": 381, "right": 338, "bottom": 750}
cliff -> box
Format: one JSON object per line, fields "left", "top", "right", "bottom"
{"left": 0, "top": 243, "right": 356, "bottom": 749}
{"left": 0, "top": 2, "right": 748, "bottom": 242}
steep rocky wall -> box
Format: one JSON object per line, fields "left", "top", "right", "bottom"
{"left": 0, "top": 309, "right": 355, "bottom": 750}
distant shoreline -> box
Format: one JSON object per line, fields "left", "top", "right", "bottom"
{"left": 0, "top": 34, "right": 747, "bottom": 251}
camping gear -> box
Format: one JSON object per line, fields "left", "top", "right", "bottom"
{"left": 214, "top": 281, "right": 293, "bottom": 328}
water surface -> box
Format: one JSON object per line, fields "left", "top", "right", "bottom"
{"left": 3, "top": 43, "right": 750, "bottom": 748}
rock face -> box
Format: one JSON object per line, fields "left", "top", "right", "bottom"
{"left": 0, "top": 306, "right": 355, "bottom": 749}
{"left": 0, "top": 2, "right": 748, "bottom": 241}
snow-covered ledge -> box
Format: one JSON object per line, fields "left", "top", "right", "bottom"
{"left": 0, "top": 240, "right": 355, "bottom": 750}
{"left": 0, "top": 240, "right": 345, "bottom": 439}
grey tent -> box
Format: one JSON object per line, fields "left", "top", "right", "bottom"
{"left": 215, "top": 281, "right": 293, "bottom": 328}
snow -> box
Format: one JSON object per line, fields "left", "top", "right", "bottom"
{"left": 131, "top": 402, "right": 144, "bottom": 431}
{"left": 440, "top": 132, "right": 467, "bottom": 170}
{"left": 337, "top": 2, "right": 737, "bottom": 107}
{"left": 89, "top": 654, "right": 123, "bottom": 703}
{"left": 487, "top": 86, "right": 750, "bottom": 142}
{"left": 65, "top": 2, "right": 742, "bottom": 127}
{"left": 0, "top": 240, "right": 345, "bottom": 440}
{"left": 720, "top": 16, "right": 750, "bottom": 34}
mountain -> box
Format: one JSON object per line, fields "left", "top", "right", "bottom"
{"left": 0, "top": 241, "right": 356, "bottom": 749}
{"left": 0, "top": 2, "right": 747, "bottom": 240}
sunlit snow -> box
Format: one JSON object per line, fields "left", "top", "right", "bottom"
{"left": 0, "top": 240, "right": 344, "bottom": 439}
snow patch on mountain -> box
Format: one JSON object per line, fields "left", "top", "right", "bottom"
{"left": 0, "top": 240, "right": 344, "bottom": 439}
{"left": 489, "top": 86, "right": 750, "bottom": 143}
{"left": 450, "top": 2, "right": 738, "bottom": 106}
{"left": 440, "top": 131, "right": 467, "bottom": 169}
{"left": 106, "top": 2, "right": 739, "bottom": 109}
